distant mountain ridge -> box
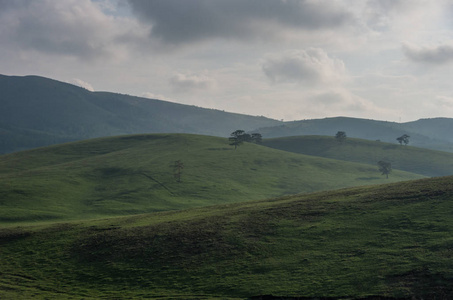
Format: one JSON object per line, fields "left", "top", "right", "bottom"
{"left": 0, "top": 74, "right": 281, "bottom": 153}
{"left": 256, "top": 116, "right": 453, "bottom": 152}
{"left": 1, "top": 74, "right": 453, "bottom": 153}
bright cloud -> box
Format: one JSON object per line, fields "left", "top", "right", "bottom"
{"left": 309, "top": 88, "right": 393, "bottom": 117}
{"left": 262, "top": 49, "right": 346, "bottom": 85}
{"left": 169, "top": 73, "right": 216, "bottom": 93}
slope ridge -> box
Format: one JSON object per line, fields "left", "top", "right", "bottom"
{"left": 262, "top": 135, "right": 453, "bottom": 177}
{"left": 0, "top": 133, "right": 423, "bottom": 224}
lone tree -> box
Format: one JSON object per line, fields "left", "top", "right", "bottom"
{"left": 377, "top": 160, "right": 392, "bottom": 179}
{"left": 335, "top": 131, "right": 347, "bottom": 144}
{"left": 251, "top": 133, "right": 263, "bottom": 144}
{"left": 173, "top": 160, "right": 184, "bottom": 183}
{"left": 397, "top": 134, "right": 410, "bottom": 145}
{"left": 229, "top": 130, "right": 251, "bottom": 149}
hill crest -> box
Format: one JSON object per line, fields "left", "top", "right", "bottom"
{"left": 262, "top": 135, "right": 453, "bottom": 177}
{"left": 0, "top": 133, "right": 423, "bottom": 224}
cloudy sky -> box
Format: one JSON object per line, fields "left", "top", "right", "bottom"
{"left": 2, "top": 0, "right": 453, "bottom": 122}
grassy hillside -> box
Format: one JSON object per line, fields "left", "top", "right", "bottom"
{"left": 256, "top": 117, "right": 453, "bottom": 152}
{"left": 0, "top": 134, "right": 423, "bottom": 224}
{"left": 262, "top": 135, "right": 453, "bottom": 177}
{"left": 2, "top": 176, "right": 453, "bottom": 299}
{"left": 0, "top": 74, "right": 280, "bottom": 153}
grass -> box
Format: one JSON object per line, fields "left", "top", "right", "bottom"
{"left": 0, "top": 133, "right": 423, "bottom": 225}
{"left": 262, "top": 135, "right": 453, "bottom": 177}
{"left": 1, "top": 176, "right": 453, "bottom": 299}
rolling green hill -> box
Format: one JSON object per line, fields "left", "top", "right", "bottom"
{"left": 0, "top": 134, "right": 423, "bottom": 224}
{"left": 2, "top": 176, "right": 453, "bottom": 299}
{"left": 0, "top": 74, "right": 280, "bottom": 154}
{"left": 262, "top": 135, "right": 453, "bottom": 177}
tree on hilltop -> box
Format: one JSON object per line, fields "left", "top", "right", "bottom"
{"left": 397, "top": 134, "right": 410, "bottom": 145}
{"left": 229, "top": 130, "right": 252, "bottom": 149}
{"left": 335, "top": 131, "right": 347, "bottom": 144}
{"left": 251, "top": 133, "right": 263, "bottom": 144}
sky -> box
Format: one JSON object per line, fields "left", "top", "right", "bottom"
{"left": 2, "top": 0, "right": 453, "bottom": 122}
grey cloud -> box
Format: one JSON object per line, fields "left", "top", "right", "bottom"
{"left": 312, "top": 92, "right": 344, "bottom": 105}
{"left": 0, "top": 0, "right": 33, "bottom": 12}
{"left": 0, "top": 0, "right": 129, "bottom": 60}
{"left": 127, "top": 0, "right": 353, "bottom": 45}
{"left": 263, "top": 54, "right": 320, "bottom": 84}
{"left": 262, "top": 49, "right": 346, "bottom": 85}
{"left": 403, "top": 43, "right": 453, "bottom": 64}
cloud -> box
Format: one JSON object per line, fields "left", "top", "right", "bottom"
{"left": 141, "top": 92, "right": 166, "bottom": 100}
{"left": 363, "top": 0, "right": 416, "bottom": 30}
{"left": 126, "top": 0, "right": 353, "bottom": 46}
{"left": 71, "top": 78, "right": 94, "bottom": 91}
{"left": 360, "top": 0, "right": 447, "bottom": 34}
{"left": 307, "top": 88, "right": 395, "bottom": 119}
{"left": 435, "top": 96, "right": 453, "bottom": 109}
{"left": 312, "top": 90, "right": 366, "bottom": 112}
{"left": 262, "top": 48, "right": 346, "bottom": 85}
{"left": 402, "top": 43, "right": 453, "bottom": 64}
{"left": 169, "top": 73, "right": 216, "bottom": 93}
{"left": 0, "top": 0, "right": 138, "bottom": 60}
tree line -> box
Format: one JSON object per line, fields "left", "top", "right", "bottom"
{"left": 336, "top": 131, "right": 411, "bottom": 146}
{"left": 229, "top": 130, "right": 262, "bottom": 149}
{"left": 335, "top": 131, "right": 410, "bottom": 179}
{"left": 228, "top": 129, "right": 412, "bottom": 179}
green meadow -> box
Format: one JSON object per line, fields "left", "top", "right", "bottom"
{"left": 2, "top": 176, "right": 453, "bottom": 299}
{"left": 262, "top": 135, "right": 453, "bottom": 177}
{"left": 0, "top": 134, "right": 423, "bottom": 224}
{"left": 3, "top": 133, "right": 453, "bottom": 299}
